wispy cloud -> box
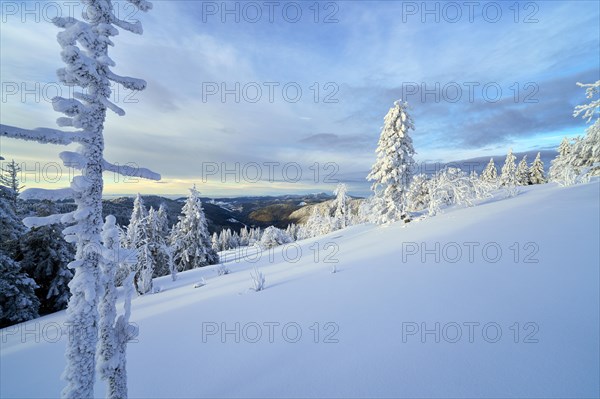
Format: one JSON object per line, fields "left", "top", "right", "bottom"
{"left": 1, "top": 0, "right": 598, "bottom": 196}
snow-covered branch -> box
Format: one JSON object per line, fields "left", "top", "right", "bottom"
{"left": 99, "top": 96, "right": 126, "bottom": 116}
{"left": 59, "top": 151, "right": 87, "bottom": 169}
{"left": 573, "top": 80, "right": 600, "bottom": 123}
{"left": 106, "top": 70, "right": 147, "bottom": 91}
{"left": 103, "top": 160, "right": 161, "bottom": 181}
{"left": 1, "top": 124, "right": 89, "bottom": 145}
{"left": 23, "top": 211, "right": 75, "bottom": 228}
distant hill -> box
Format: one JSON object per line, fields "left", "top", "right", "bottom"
{"left": 27, "top": 193, "right": 335, "bottom": 234}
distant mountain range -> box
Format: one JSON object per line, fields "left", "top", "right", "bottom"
{"left": 24, "top": 150, "right": 558, "bottom": 233}
{"left": 44, "top": 193, "right": 335, "bottom": 234}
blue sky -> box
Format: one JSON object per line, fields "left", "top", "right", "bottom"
{"left": 0, "top": 0, "right": 598, "bottom": 197}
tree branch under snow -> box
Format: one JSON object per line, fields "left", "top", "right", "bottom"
{"left": 1, "top": 124, "right": 89, "bottom": 145}
{"left": 23, "top": 212, "right": 75, "bottom": 228}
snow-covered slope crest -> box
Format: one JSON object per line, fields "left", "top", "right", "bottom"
{"left": 1, "top": 181, "right": 599, "bottom": 398}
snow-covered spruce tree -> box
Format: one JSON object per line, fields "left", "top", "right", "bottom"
{"left": 516, "top": 155, "right": 531, "bottom": 186}
{"left": 0, "top": 252, "right": 40, "bottom": 328}
{"left": 125, "top": 194, "right": 148, "bottom": 248}
{"left": 500, "top": 148, "right": 518, "bottom": 196}
{"left": 20, "top": 224, "right": 74, "bottom": 314}
{"left": 157, "top": 204, "right": 176, "bottom": 281}
{"left": 125, "top": 195, "right": 154, "bottom": 295}
{"left": 298, "top": 207, "right": 334, "bottom": 239}
{"left": 0, "top": 184, "right": 39, "bottom": 327}
{"left": 0, "top": 184, "right": 25, "bottom": 258}
{"left": 147, "top": 206, "right": 173, "bottom": 279}
{"left": 285, "top": 223, "right": 298, "bottom": 241}
{"left": 1, "top": 159, "right": 24, "bottom": 209}
{"left": 259, "top": 226, "right": 292, "bottom": 249}
{"left": 170, "top": 186, "right": 219, "bottom": 271}
{"left": 218, "top": 230, "right": 228, "bottom": 251}
{"left": 571, "top": 80, "right": 600, "bottom": 176}
{"left": 529, "top": 152, "right": 546, "bottom": 184}
{"left": 549, "top": 137, "right": 575, "bottom": 185}
{"left": 406, "top": 173, "right": 429, "bottom": 212}
{"left": 367, "top": 100, "right": 416, "bottom": 224}
{"left": 470, "top": 171, "right": 494, "bottom": 201}
{"left": 211, "top": 232, "right": 220, "bottom": 252}
{"left": 481, "top": 158, "right": 498, "bottom": 184}
{"left": 239, "top": 227, "right": 249, "bottom": 246}
{"left": 97, "top": 215, "right": 137, "bottom": 399}
{"left": 332, "top": 183, "right": 349, "bottom": 229}
{"left": 0, "top": 1, "right": 157, "bottom": 396}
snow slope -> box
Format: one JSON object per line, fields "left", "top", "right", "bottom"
{"left": 1, "top": 181, "right": 599, "bottom": 398}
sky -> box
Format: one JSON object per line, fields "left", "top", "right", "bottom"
{"left": 0, "top": 0, "right": 599, "bottom": 197}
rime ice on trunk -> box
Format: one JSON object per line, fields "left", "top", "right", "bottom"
{"left": 0, "top": 1, "right": 156, "bottom": 397}
{"left": 98, "top": 216, "right": 137, "bottom": 399}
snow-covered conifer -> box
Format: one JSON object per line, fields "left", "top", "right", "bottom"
{"left": 571, "top": 80, "right": 600, "bottom": 176}
{"left": 500, "top": 149, "right": 518, "bottom": 196}
{"left": 0, "top": 184, "right": 39, "bottom": 327}
{"left": 549, "top": 138, "right": 574, "bottom": 184}
{"left": 529, "top": 152, "right": 546, "bottom": 184}
{"left": 285, "top": 224, "right": 298, "bottom": 241}
{"left": 0, "top": 159, "right": 23, "bottom": 209}
{"left": 481, "top": 158, "right": 498, "bottom": 184}
{"left": 367, "top": 100, "right": 416, "bottom": 223}
{"left": 20, "top": 224, "right": 74, "bottom": 313}
{"left": 332, "top": 183, "right": 349, "bottom": 229}
{"left": 125, "top": 194, "right": 148, "bottom": 248}
{"left": 298, "top": 207, "right": 334, "bottom": 239}
{"left": 259, "top": 226, "right": 292, "bottom": 249}
{"left": 516, "top": 155, "right": 531, "bottom": 186}
{"left": 146, "top": 207, "right": 173, "bottom": 279}
{"left": 124, "top": 195, "right": 154, "bottom": 294}
{"left": 406, "top": 173, "right": 429, "bottom": 212}
{"left": 211, "top": 232, "right": 220, "bottom": 252}
{"left": 239, "top": 227, "right": 249, "bottom": 246}
{"left": 170, "top": 186, "right": 218, "bottom": 270}
{"left": 0, "top": 252, "right": 40, "bottom": 327}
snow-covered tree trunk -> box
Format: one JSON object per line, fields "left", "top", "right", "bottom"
{"left": 0, "top": 1, "right": 156, "bottom": 397}
{"left": 98, "top": 215, "right": 136, "bottom": 399}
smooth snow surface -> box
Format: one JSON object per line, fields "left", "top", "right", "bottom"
{"left": 2, "top": 181, "right": 599, "bottom": 398}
